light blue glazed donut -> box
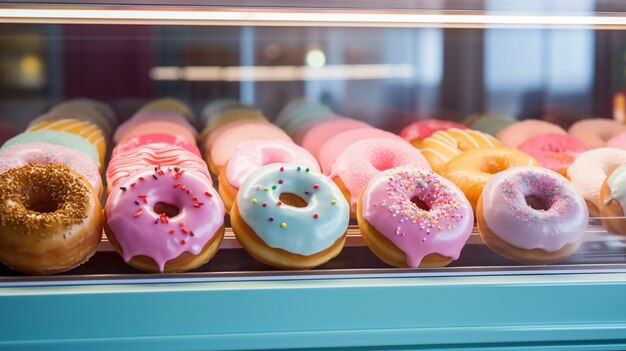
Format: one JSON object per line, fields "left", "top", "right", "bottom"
{"left": 1, "top": 130, "right": 100, "bottom": 168}
{"left": 276, "top": 99, "right": 334, "bottom": 135}
{"left": 236, "top": 163, "right": 349, "bottom": 256}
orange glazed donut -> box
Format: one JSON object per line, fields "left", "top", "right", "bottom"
{"left": 419, "top": 128, "right": 500, "bottom": 174}
{"left": 0, "top": 164, "right": 103, "bottom": 275}
{"left": 442, "top": 148, "right": 539, "bottom": 212}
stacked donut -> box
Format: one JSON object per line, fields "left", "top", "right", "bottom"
{"left": 0, "top": 99, "right": 113, "bottom": 275}
{"left": 104, "top": 98, "right": 225, "bottom": 273}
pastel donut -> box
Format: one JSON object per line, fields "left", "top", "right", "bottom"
{"left": 276, "top": 99, "right": 335, "bottom": 136}
{"left": 106, "top": 143, "right": 211, "bottom": 192}
{"left": 0, "top": 143, "right": 103, "bottom": 197}
{"left": 207, "top": 123, "right": 292, "bottom": 175}
{"left": 114, "top": 120, "right": 198, "bottom": 145}
{"left": 202, "top": 119, "right": 269, "bottom": 154}
{"left": 1, "top": 130, "right": 100, "bottom": 169}
{"left": 202, "top": 108, "right": 267, "bottom": 137}
{"left": 138, "top": 97, "right": 196, "bottom": 124}
{"left": 231, "top": 164, "right": 350, "bottom": 269}
{"left": 600, "top": 165, "right": 626, "bottom": 235}
{"left": 399, "top": 119, "right": 467, "bottom": 148}
{"left": 478, "top": 167, "right": 588, "bottom": 264}
{"left": 357, "top": 167, "right": 474, "bottom": 268}
{"left": 27, "top": 118, "right": 107, "bottom": 169}
{"left": 496, "top": 120, "right": 566, "bottom": 148}
{"left": 518, "top": 133, "right": 588, "bottom": 176}
{"left": 464, "top": 114, "right": 516, "bottom": 136}
{"left": 567, "top": 147, "right": 626, "bottom": 216}
{"left": 43, "top": 99, "right": 115, "bottom": 138}
{"left": 607, "top": 132, "right": 626, "bottom": 150}
{"left": 569, "top": 119, "right": 626, "bottom": 149}
{"left": 113, "top": 111, "right": 197, "bottom": 144}
{"left": 112, "top": 133, "right": 201, "bottom": 159}
{"left": 105, "top": 167, "right": 225, "bottom": 273}
{"left": 219, "top": 140, "right": 320, "bottom": 211}
{"left": 330, "top": 137, "right": 431, "bottom": 215}
{"left": 299, "top": 118, "right": 370, "bottom": 157}
{"left": 420, "top": 128, "right": 500, "bottom": 174}
{"left": 318, "top": 128, "right": 405, "bottom": 174}
{"left": 442, "top": 148, "right": 540, "bottom": 212}
{"left": 200, "top": 99, "right": 249, "bottom": 128}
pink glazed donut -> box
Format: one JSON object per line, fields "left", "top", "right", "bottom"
{"left": 114, "top": 120, "right": 198, "bottom": 145}
{"left": 478, "top": 167, "right": 588, "bottom": 264}
{"left": 518, "top": 133, "right": 588, "bottom": 176}
{"left": 399, "top": 119, "right": 467, "bottom": 148}
{"left": 496, "top": 120, "right": 566, "bottom": 148}
{"left": 607, "top": 132, "right": 626, "bottom": 150}
{"left": 105, "top": 166, "right": 225, "bottom": 273}
{"left": 299, "top": 118, "right": 370, "bottom": 157}
{"left": 569, "top": 119, "right": 626, "bottom": 149}
{"left": 112, "top": 133, "right": 201, "bottom": 158}
{"left": 0, "top": 143, "right": 102, "bottom": 197}
{"left": 357, "top": 167, "right": 474, "bottom": 268}
{"left": 330, "top": 137, "right": 431, "bottom": 216}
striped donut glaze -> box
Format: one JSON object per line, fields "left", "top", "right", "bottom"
{"left": 420, "top": 128, "right": 500, "bottom": 174}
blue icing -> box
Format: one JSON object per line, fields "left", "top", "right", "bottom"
{"left": 0, "top": 130, "right": 100, "bottom": 168}
{"left": 237, "top": 163, "right": 350, "bottom": 256}
{"left": 276, "top": 99, "right": 333, "bottom": 132}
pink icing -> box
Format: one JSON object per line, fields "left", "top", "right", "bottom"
{"left": 399, "top": 119, "right": 467, "bottom": 142}
{"left": 113, "top": 111, "right": 197, "bottom": 144}
{"left": 569, "top": 119, "right": 626, "bottom": 149}
{"left": 361, "top": 167, "right": 473, "bottom": 268}
{"left": 112, "top": 133, "right": 201, "bottom": 158}
{"left": 496, "top": 120, "right": 566, "bottom": 148}
{"left": 0, "top": 143, "right": 102, "bottom": 196}
{"left": 105, "top": 166, "right": 224, "bottom": 272}
{"left": 203, "top": 119, "right": 269, "bottom": 151}
{"left": 607, "top": 132, "right": 626, "bottom": 150}
{"left": 209, "top": 123, "right": 292, "bottom": 168}
{"left": 299, "top": 118, "right": 370, "bottom": 158}
{"left": 226, "top": 140, "right": 320, "bottom": 188}
{"left": 114, "top": 120, "right": 198, "bottom": 145}
{"left": 481, "top": 166, "right": 588, "bottom": 251}
{"left": 330, "top": 138, "right": 431, "bottom": 210}
{"left": 518, "top": 133, "right": 588, "bottom": 172}
{"left": 107, "top": 143, "right": 211, "bottom": 191}
{"left": 318, "top": 128, "right": 406, "bottom": 174}
{"left": 290, "top": 114, "right": 339, "bottom": 144}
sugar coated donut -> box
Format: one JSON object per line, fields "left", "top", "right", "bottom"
{"left": 607, "top": 132, "right": 626, "bottom": 150}
{"left": 105, "top": 166, "right": 225, "bottom": 273}
{"left": 496, "top": 120, "right": 566, "bottom": 148}
{"left": 399, "top": 119, "right": 467, "bottom": 148}
{"left": 420, "top": 128, "right": 500, "bottom": 174}
{"left": 600, "top": 164, "right": 626, "bottom": 235}
{"left": 1, "top": 130, "right": 100, "bottom": 170}
{"left": 442, "top": 148, "right": 539, "bottom": 212}
{"left": 567, "top": 147, "right": 626, "bottom": 216}
{"left": 478, "top": 167, "right": 588, "bottom": 264}
{"left": 568, "top": 119, "right": 626, "bottom": 149}
{"left": 231, "top": 164, "right": 349, "bottom": 269}
{"left": 0, "top": 143, "right": 103, "bottom": 197}
{"left": 0, "top": 164, "right": 103, "bottom": 275}
{"left": 330, "top": 138, "right": 431, "bottom": 216}
{"left": 27, "top": 118, "right": 107, "bottom": 168}
{"left": 318, "top": 128, "right": 405, "bottom": 174}
{"left": 357, "top": 167, "right": 473, "bottom": 268}
{"left": 112, "top": 133, "right": 201, "bottom": 159}
{"left": 518, "top": 133, "right": 588, "bottom": 176}
{"left": 463, "top": 114, "right": 515, "bottom": 136}
{"left": 139, "top": 97, "right": 196, "bottom": 124}
{"left": 106, "top": 143, "right": 211, "bottom": 193}
{"left": 219, "top": 140, "right": 319, "bottom": 212}
{"left": 299, "top": 117, "right": 369, "bottom": 156}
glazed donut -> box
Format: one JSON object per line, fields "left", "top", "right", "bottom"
{"left": 357, "top": 167, "right": 473, "bottom": 268}
{"left": 420, "top": 128, "right": 500, "bottom": 174}
{"left": 442, "top": 148, "right": 539, "bottom": 212}
{"left": 275, "top": 99, "right": 334, "bottom": 136}
{"left": 399, "top": 119, "right": 467, "bottom": 148}
{"left": 139, "top": 97, "right": 196, "bottom": 124}
{"left": 27, "top": 118, "right": 107, "bottom": 169}
{"left": 202, "top": 119, "right": 269, "bottom": 155}
{"left": 568, "top": 119, "right": 626, "bottom": 149}
{"left": 478, "top": 167, "right": 588, "bottom": 264}
{"left": 42, "top": 99, "right": 115, "bottom": 138}
{"left": 330, "top": 137, "right": 431, "bottom": 216}
{"left": 231, "top": 164, "right": 349, "bottom": 269}
{"left": 114, "top": 120, "right": 198, "bottom": 145}
{"left": 218, "top": 140, "right": 320, "bottom": 212}
{"left": 607, "top": 132, "right": 626, "bottom": 150}
{"left": 112, "top": 133, "right": 201, "bottom": 159}
{"left": 496, "top": 120, "right": 566, "bottom": 148}
{"left": 518, "top": 133, "right": 588, "bottom": 176}
{"left": 200, "top": 99, "right": 245, "bottom": 127}
{"left": 0, "top": 164, "right": 103, "bottom": 275}
{"left": 463, "top": 114, "right": 515, "bottom": 136}
{"left": 113, "top": 111, "right": 197, "bottom": 145}
{"left": 299, "top": 117, "right": 369, "bottom": 156}
{"left": 106, "top": 143, "right": 211, "bottom": 193}
{"left": 105, "top": 166, "right": 225, "bottom": 273}
{"left": 600, "top": 164, "right": 626, "bottom": 235}
{"left": 0, "top": 143, "right": 103, "bottom": 197}
{"left": 567, "top": 147, "right": 626, "bottom": 216}
{"left": 201, "top": 107, "right": 267, "bottom": 139}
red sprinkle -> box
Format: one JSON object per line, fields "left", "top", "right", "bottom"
{"left": 181, "top": 186, "right": 187, "bottom": 191}
{"left": 180, "top": 239, "right": 186, "bottom": 245}
{"left": 276, "top": 201, "right": 282, "bottom": 206}
{"left": 169, "top": 229, "right": 175, "bottom": 234}
{"left": 193, "top": 204, "right": 201, "bottom": 208}
{"left": 313, "top": 184, "right": 319, "bottom": 189}
{"left": 262, "top": 202, "right": 267, "bottom": 207}
{"left": 134, "top": 209, "right": 143, "bottom": 218}
{"left": 205, "top": 192, "right": 213, "bottom": 197}
{"left": 280, "top": 167, "right": 284, "bottom": 172}
{"left": 180, "top": 222, "right": 186, "bottom": 227}
{"left": 278, "top": 179, "right": 284, "bottom": 184}
{"left": 139, "top": 177, "right": 145, "bottom": 181}
{"left": 138, "top": 194, "right": 147, "bottom": 198}
{"left": 173, "top": 183, "right": 181, "bottom": 188}
{"left": 314, "top": 213, "right": 319, "bottom": 219}
{"left": 130, "top": 183, "right": 137, "bottom": 187}
{"left": 181, "top": 228, "right": 190, "bottom": 234}
{"left": 192, "top": 196, "right": 199, "bottom": 201}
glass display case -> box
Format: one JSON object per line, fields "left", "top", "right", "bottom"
{"left": 1, "top": 1, "right": 626, "bottom": 350}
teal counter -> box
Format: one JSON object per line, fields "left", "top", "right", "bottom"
{"left": 2, "top": 272, "right": 626, "bottom": 350}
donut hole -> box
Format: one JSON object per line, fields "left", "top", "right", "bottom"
{"left": 154, "top": 202, "right": 181, "bottom": 218}
{"left": 24, "top": 189, "right": 59, "bottom": 213}
{"left": 481, "top": 159, "right": 506, "bottom": 174}
{"left": 370, "top": 158, "right": 395, "bottom": 172}
{"left": 279, "top": 193, "right": 308, "bottom": 208}
{"left": 525, "top": 195, "right": 549, "bottom": 211}
{"left": 411, "top": 197, "right": 430, "bottom": 211}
